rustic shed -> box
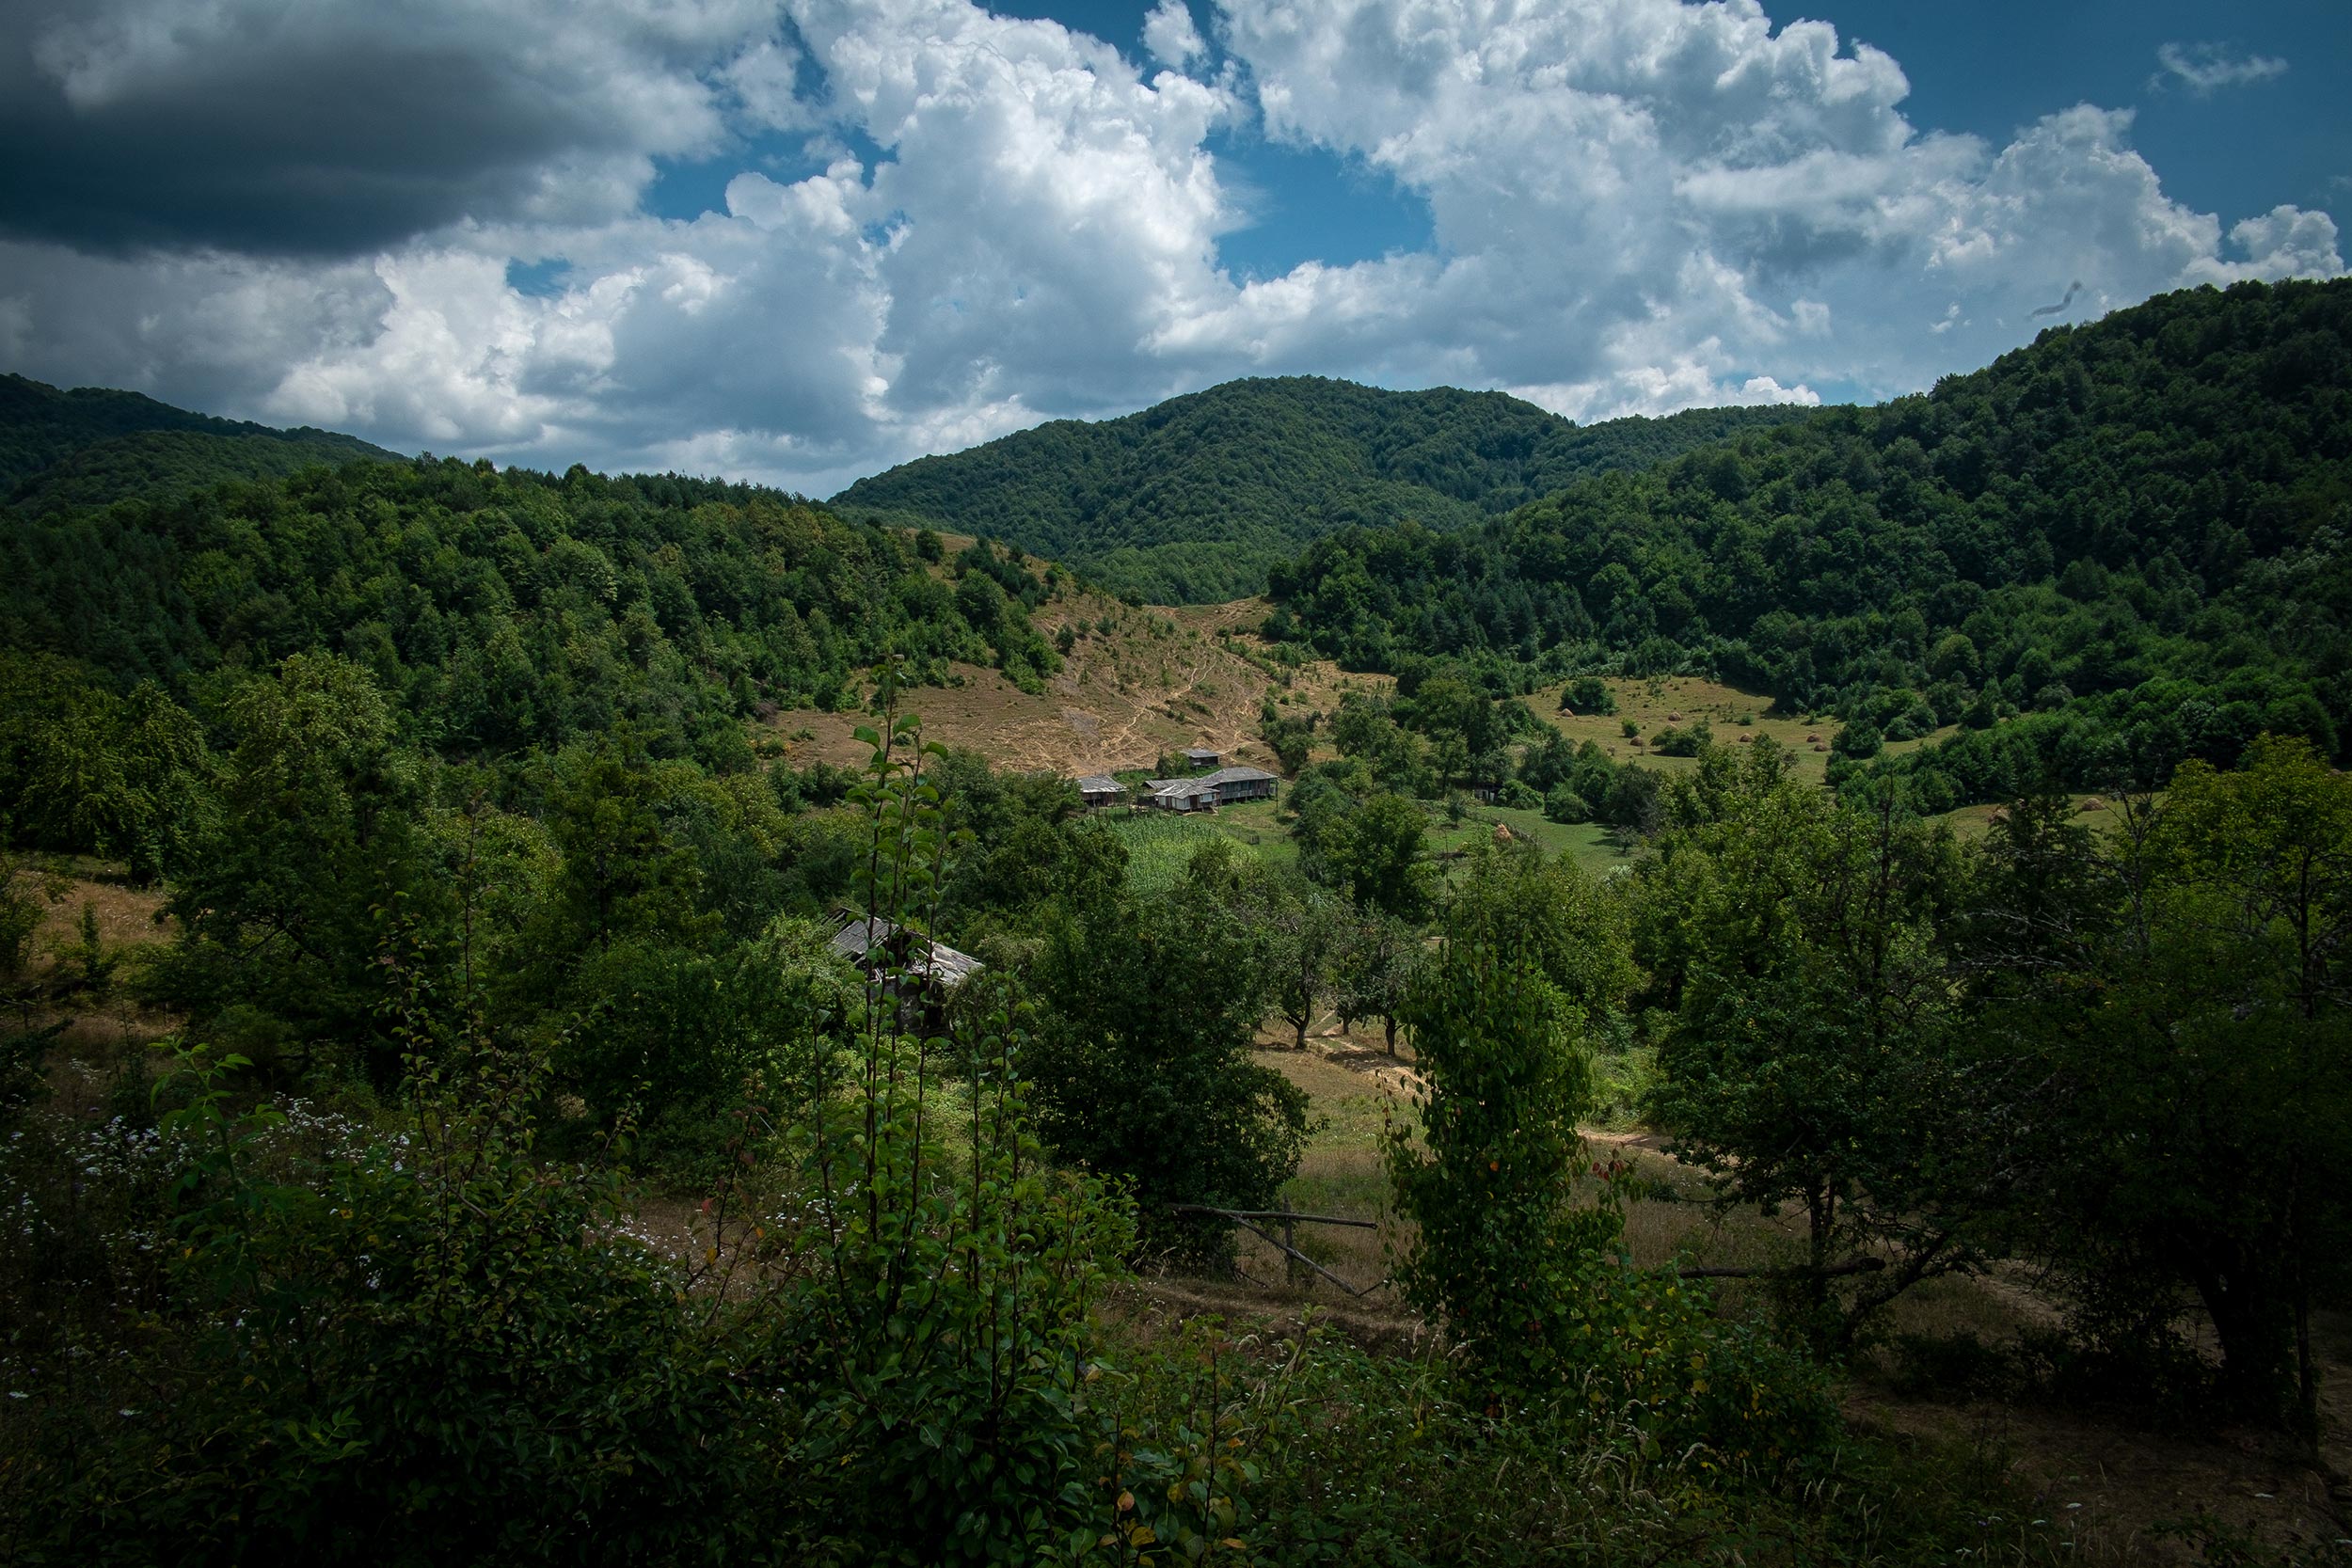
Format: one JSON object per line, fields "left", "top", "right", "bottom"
{"left": 1075, "top": 773, "right": 1125, "bottom": 809}
{"left": 827, "top": 911, "right": 983, "bottom": 992}
{"left": 1183, "top": 746, "right": 1222, "bottom": 769}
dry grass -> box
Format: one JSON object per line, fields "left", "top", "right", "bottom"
{"left": 757, "top": 582, "right": 1371, "bottom": 780}
{"left": 1518, "top": 673, "right": 1959, "bottom": 788}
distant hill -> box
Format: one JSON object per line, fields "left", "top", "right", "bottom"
{"left": 833, "top": 377, "right": 1818, "bottom": 602}
{"left": 2, "top": 373, "right": 398, "bottom": 510}
{"left": 1270, "top": 277, "right": 2352, "bottom": 805}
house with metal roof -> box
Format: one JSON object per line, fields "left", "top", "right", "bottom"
{"left": 1075, "top": 773, "right": 1125, "bottom": 809}
{"left": 1140, "top": 765, "right": 1279, "bottom": 812}
{"left": 1183, "top": 746, "right": 1222, "bottom": 768}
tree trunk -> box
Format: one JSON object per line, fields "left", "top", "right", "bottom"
{"left": 2192, "top": 1264, "right": 2291, "bottom": 1420}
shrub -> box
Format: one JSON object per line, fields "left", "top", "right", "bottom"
{"left": 1544, "top": 785, "right": 1593, "bottom": 824}
{"left": 1832, "top": 721, "right": 1883, "bottom": 759}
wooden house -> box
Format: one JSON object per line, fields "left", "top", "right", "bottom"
{"left": 1183, "top": 746, "right": 1222, "bottom": 769}
{"left": 1140, "top": 765, "right": 1279, "bottom": 812}
{"left": 1075, "top": 773, "right": 1125, "bottom": 809}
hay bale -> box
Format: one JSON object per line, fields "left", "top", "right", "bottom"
{"left": 2080, "top": 796, "right": 2106, "bottom": 813}
{"left": 1736, "top": 733, "right": 1752, "bottom": 744}
{"left": 1805, "top": 733, "right": 1821, "bottom": 743}
{"left": 1667, "top": 711, "right": 1683, "bottom": 722}
{"left": 1812, "top": 743, "right": 1827, "bottom": 752}
{"left": 1492, "top": 823, "right": 1514, "bottom": 845}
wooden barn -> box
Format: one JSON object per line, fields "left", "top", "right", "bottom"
{"left": 1075, "top": 773, "right": 1125, "bottom": 809}
{"left": 1183, "top": 746, "right": 1222, "bottom": 769}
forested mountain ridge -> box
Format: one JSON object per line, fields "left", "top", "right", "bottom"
{"left": 2, "top": 372, "right": 397, "bottom": 510}
{"left": 0, "top": 452, "right": 1071, "bottom": 871}
{"left": 1270, "top": 277, "right": 2352, "bottom": 809}
{"left": 833, "top": 376, "right": 1818, "bottom": 603}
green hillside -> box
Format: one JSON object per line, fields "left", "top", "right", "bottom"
{"left": 833, "top": 376, "right": 1816, "bottom": 602}
{"left": 1, "top": 372, "right": 396, "bottom": 509}
{"left": 1269, "top": 277, "right": 2352, "bottom": 808}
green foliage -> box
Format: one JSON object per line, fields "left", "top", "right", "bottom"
{"left": 0, "top": 372, "right": 395, "bottom": 501}
{"left": 1543, "top": 786, "right": 1593, "bottom": 824}
{"left": 1638, "top": 742, "right": 1985, "bottom": 1354}
{"left": 1562, "top": 675, "right": 1617, "bottom": 715}
{"left": 2, "top": 452, "right": 1026, "bottom": 763}
{"left": 1025, "top": 846, "right": 1311, "bottom": 1265}
{"left": 837, "top": 375, "right": 1813, "bottom": 602}
{"left": 1301, "top": 789, "right": 1434, "bottom": 924}
{"left": 1390, "top": 846, "right": 1834, "bottom": 1454}
{"left": 1270, "top": 278, "right": 2352, "bottom": 804}
{"left": 1971, "top": 735, "right": 2352, "bottom": 1426}
{"left": 0, "top": 653, "right": 212, "bottom": 880}
{"left": 769, "top": 697, "right": 1135, "bottom": 1562}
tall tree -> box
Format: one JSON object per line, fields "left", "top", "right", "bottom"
{"left": 1639, "top": 740, "right": 1984, "bottom": 1353}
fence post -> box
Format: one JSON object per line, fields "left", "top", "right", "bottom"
{"left": 1280, "top": 1196, "right": 1301, "bottom": 1288}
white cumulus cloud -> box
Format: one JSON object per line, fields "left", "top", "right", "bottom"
{"left": 0, "top": 0, "right": 2339, "bottom": 493}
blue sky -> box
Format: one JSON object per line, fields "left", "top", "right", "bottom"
{"left": 1, "top": 0, "right": 2343, "bottom": 490}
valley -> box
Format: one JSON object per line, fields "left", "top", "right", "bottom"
{"left": 4, "top": 276, "right": 2349, "bottom": 1567}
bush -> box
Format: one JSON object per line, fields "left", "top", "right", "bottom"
{"left": 1563, "top": 675, "right": 1617, "bottom": 716}
{"left": 1832, "top": 721, "right": 1883, "bottom": 759}
{"left": 1497, "top": 778, "right": 1540, "bottom": 810}
{"left": 1544, "top": 785, "right": 1593, "bottom": 824}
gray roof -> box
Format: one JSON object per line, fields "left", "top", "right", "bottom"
{"left": 1075, "top": 774, "right": 1124, "bottom": 792}
{"left": 827, "top": 911, "right": 983, "bottom": 990}
{"left": 1184, "top": 746, "right": 1220, "bottom": 758}
{"left": 1201, "top": 765, "right": 1277, "bottom": 785}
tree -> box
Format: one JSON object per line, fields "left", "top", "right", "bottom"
{"left": 1639, "top": 742, "right": 1983, "bottom": 1354}
{"left": 1336, "top": 912, "right": 1420, "bottom": 1055}
{"left": 1025, "top": 851, "right": 1311, "bottom": 1264}
{"left": 156, "top": 654, "right": 441, "bottom": 1081}
{"left": 1386, "top": 847, "right": 1829, "bottom": 1445}
{"left": 1260, "top": 872, "right": 1349, "bottom": 1051}
{"left": 1316, "top": 791, "right": 1434, "bottom": 924}
{"left": 1979, "top": 736, "right": 2352, "bottom": 1427}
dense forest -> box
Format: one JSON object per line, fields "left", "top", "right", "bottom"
{"left": 0, "top": 455, "right": 1070, "bottom": 872}
{"left": 2, "top": 374, "right": 396, "bottom": 511}
{"left": 835, "top": 376, "right": 1814, "bottom": 602}
{"left": 1269, "top": 279, "right": 2352, "bottom": 809}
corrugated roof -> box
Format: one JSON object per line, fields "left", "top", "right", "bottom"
{"left": 827, "top": 911, "right": 984, "bottom": 989}
{"left": 1075, "top": 774, "right": 1123, "bottom": 792}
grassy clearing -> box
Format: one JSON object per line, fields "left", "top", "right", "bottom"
{"left": 1103, "top": 796, "right": 1298, "bottom": 892}
{"left": 1517, "top": 673, "right": 1957, "bottom": 789}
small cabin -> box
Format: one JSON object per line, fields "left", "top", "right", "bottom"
{"left": 1075, "top": 773, "right": 1125, "bottom": 809}
{"left": 1183, "top": 746, "right": 1222, "bottom": 769}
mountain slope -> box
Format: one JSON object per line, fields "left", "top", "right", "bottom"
{"left": 833, "top": 376, "right": 1817, "bottom": 602}
{"left": 1269, "top": 277, "right": 2352, "bottom": 805}
{"left": 1, "top": 372, "right": 397, "bottom": 509}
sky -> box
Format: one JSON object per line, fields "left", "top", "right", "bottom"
{"left": 0, "top": 0, "right": 2344, "bottom": 497}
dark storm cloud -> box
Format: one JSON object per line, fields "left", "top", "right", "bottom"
{"left": 0, "top": 0, "right": 737, "bottom": 257}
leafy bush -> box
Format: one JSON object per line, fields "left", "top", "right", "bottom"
{"left": 1543, "top": 785, "right": 1592, "bottom": 824}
